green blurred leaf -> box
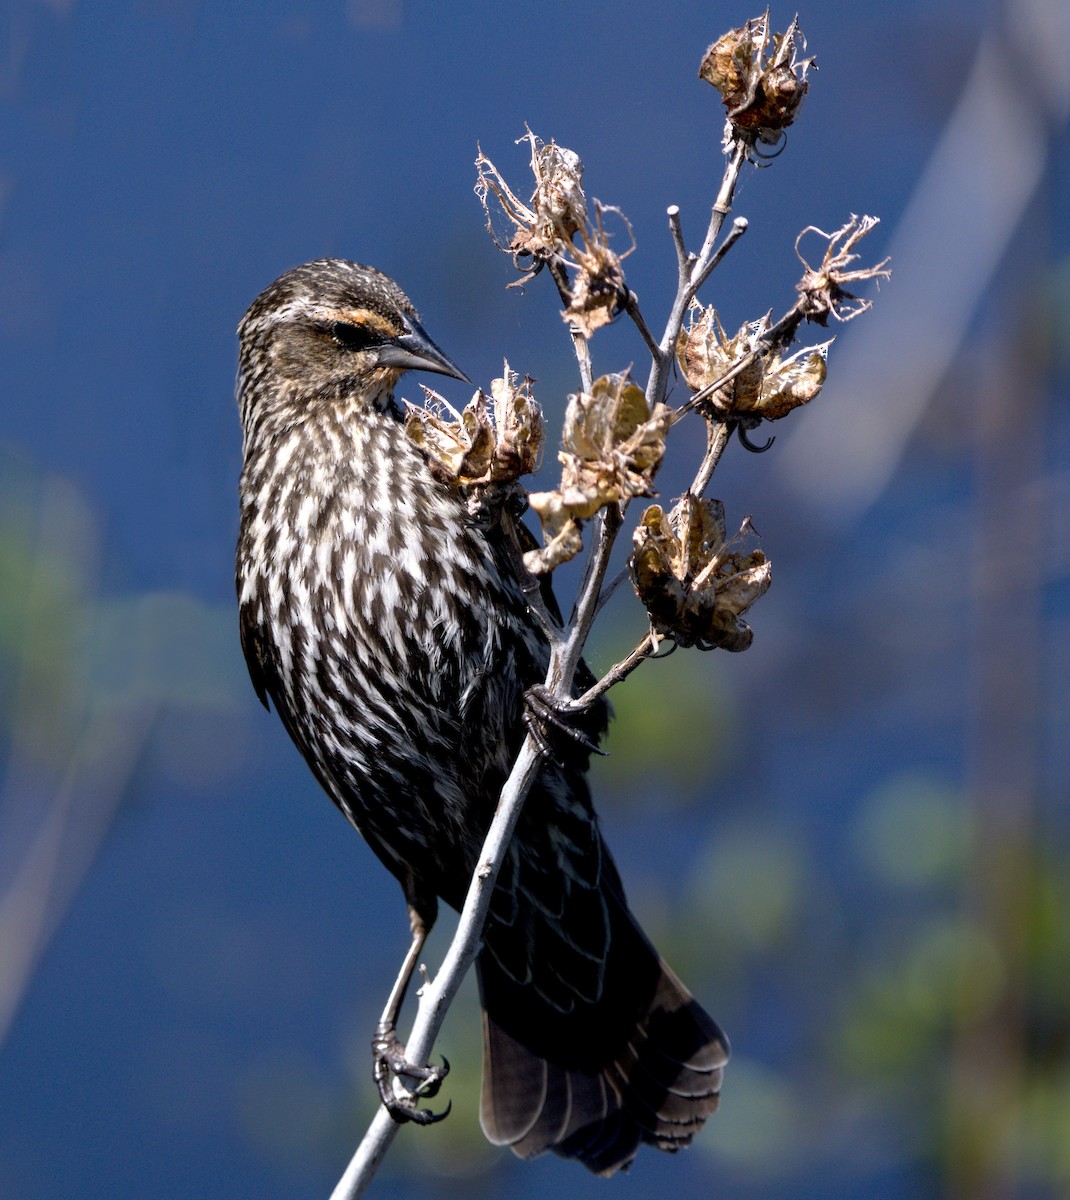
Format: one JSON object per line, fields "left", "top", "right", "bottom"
{"left": 590, "top": 631, "right": 733, "bottom": 804}
{"left": 85, "top": 591, "right": 246, "bottom": 710}
{"left": 688, "top": 823, "right": 808, "bottom": 954}
{"left": 852, "top": 772, "right": 968, "bottom": 889}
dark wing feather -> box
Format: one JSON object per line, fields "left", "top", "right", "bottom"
{"left": 239, "top": 600, "right": 274, "bottom": 710}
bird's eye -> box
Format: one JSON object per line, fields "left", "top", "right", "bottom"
{"left": 329, "top": 321, "right": 381, "bottom": 352}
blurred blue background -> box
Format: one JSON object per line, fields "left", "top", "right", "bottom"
{"left": 2, "top": 1, "right": 1068, "bottom": 1198}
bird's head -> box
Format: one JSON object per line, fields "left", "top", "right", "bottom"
{"left": 237, "top": 259, "right": 469, "bottom": 430}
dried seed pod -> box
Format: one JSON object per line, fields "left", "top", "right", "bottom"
{"left": 526, "top": 374, "right": 671, "bottom": 574}
{"left": 700, "top": 12, "right": 814, "bottom": 145}
{"left": 476, "top": 127, "right": 588, "bottom": 275}
{"left": 487, "top": 363, "right": 544, "bottom": 481}
{"left": 477, "top": 129, "right": 634, "bottom": 338}
{"left": 677, "top": 303, "right": 831, "bottom": 422}
{"left": 676, "top": 306, "right": 768, "bottom": 409}
{"left": 631, "top": 495, "right": 771, "bottom": 651}
{"left": 405, "top": 389, "right": 495, "bottom": 485}
{"left": 404, "top": 362, "right": 544, "bottom": 488}
{"left": 561, "top": 202, "right": 632, "bottom": 338}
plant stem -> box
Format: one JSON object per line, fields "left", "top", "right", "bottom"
{"left": 646, "top": 136, "right": 749, "bottom": 412}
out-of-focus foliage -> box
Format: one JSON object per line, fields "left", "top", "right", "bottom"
{"left": 0, "top": 448, "right": 248, "bottom": 1049}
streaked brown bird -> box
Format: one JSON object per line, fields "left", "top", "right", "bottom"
{"left": 235, "top": 258, "right": 728, "bottom": 1175}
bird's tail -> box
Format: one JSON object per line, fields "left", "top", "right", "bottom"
{"left": 476, "top": 895, "right": 728, "bottom": 1175}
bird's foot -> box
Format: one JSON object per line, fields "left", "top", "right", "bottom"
{"left": 372, "top": 1024, "right": 451, "bottom": 1126}
{"left": 524, "top": 685, "right": 607, "bottom": 762}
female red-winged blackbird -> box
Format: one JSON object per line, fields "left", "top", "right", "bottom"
{"left": 235, "top": 258, "right": 728, "bottom": 1175}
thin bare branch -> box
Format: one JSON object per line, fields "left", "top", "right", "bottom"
{"left": 687, "top": 417, "right": 735, "bottom": 502}
{"left": 667, "top": 205, "right": 689, "bottom": 281}
{"left": 646, "top": 133, "right": 750, "bottom": 412}
{"left": 570, "top": 632, "right": 662, "bottom": 710}
{"left": 691, "top": 215, "right": 749, "bottom": 296}
{"left": 548, "top": 258, "right": 595, "bottom": 392}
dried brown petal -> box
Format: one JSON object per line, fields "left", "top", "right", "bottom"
{"left": 630, "top": 495, "right": 771, "bottom": 651}
{"left": 757, "top": 343, "right": 829, "bottom": 419}
{"left": 698, "top": 25, "right": 754, "bottom": 109}
{"left": 522, "top": 518, "right": 583, "bottom": 577}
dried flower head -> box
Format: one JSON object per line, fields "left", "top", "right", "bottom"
{"left": 487, "top": 363, "right": 544, "bottom": 480}
{"left": 405, "top": 362, "right": 544, "bottom": 489}
{"left": 677, "top": 304, "right": 830, "bottom": 420}
{"left": 476, "top": 127, "right": 587, "bottom": 278}
{"left": 796, "top": 214, "right": 891, "bottom": 324}
{"left": 677, "top": 306, "right": 768, "bottom": 409}
{"left": 477, "top": 129, "right": 632, "bottom": 338}
{"left": 562, "top": 201, "right": 632, "bottom": 338}
{"left": 631, "top": 495, "right": 771, "bottom": 651}
{"left": 699, "top": 11, "right": 814, "bottom": 145}
{"left": 525, "top": 374, "right": 671, "bottom": 574}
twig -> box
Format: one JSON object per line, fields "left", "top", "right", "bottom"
{"left": 548, "top": 257, "right": 594, "bottom": 392}
{"left": 571, "top": 633, "right": 663, "bottom": 710}
{"left": 667, "top": 205, "right": 690, "bottom": 282}
{"left": 646, "top": 134, "right": 750, "bottom": 412}
{"left": 560, "top": 504, "right": 622, "bottom": 685}
{"left": 687, "top": 418, "right": 735, "bottom": 502}
{"left": 500, "top": 507, "right": 564, "bottom": 647}
{"left": 691, "top": 140, "right": 749, "bottom": 291}
{"left": 336, "top": 497, "right": 628, "bottom": 1197}
{"left": 622, "top": 291, "right": 661, "bottom": 361}
{"left": 594, "top": 561, "right": 631, "bottom": 617}
{"left": 692, "top": 216, "right": 748, "bottom": 295}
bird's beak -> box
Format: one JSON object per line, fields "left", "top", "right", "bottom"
{"left": 377, "top": 313, "right": 471, "bottom": 384}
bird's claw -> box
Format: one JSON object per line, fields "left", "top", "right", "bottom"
{"left": 372, "top": 1026, "right": 451, "bottom": 1125}
{"left": 524, "top": 685, "right": 606, "bottom": 763}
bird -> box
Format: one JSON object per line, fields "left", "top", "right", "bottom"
{"left": 234, "top": 257, "right": 729, "bottom": 1175}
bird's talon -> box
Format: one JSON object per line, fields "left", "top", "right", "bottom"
{"left": 524, "top": 685, "right": 606, "bottom": 762}
{"left": 387, "top": 1097, "right": 452, "bottom": 1126}
{"left": 373, "top": 1031, "right": 451, "bottom": 1124}
{"left": 412, "top": 1054, "right": 449, "bottom": 1098}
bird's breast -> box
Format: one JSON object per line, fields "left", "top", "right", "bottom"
{"left": 238, "top": 408, "right": 534, "bottom": 714}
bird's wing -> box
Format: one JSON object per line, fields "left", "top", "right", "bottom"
{"left": 238, "top": 599, "right": 275, "bottom": 710}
